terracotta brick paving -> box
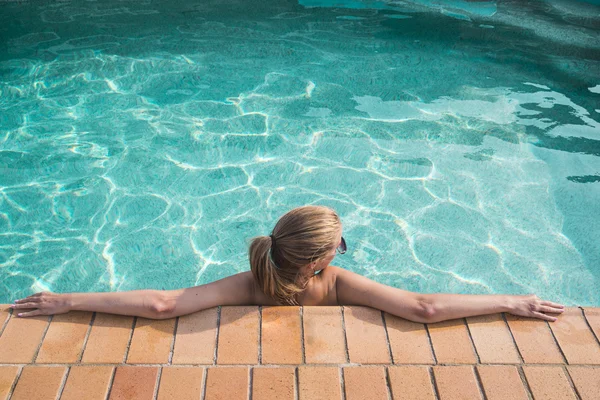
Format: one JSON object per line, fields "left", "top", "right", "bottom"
{"left": 0, "top": 305, "right": 599, "bottom": 400}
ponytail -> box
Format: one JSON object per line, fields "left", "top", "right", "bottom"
{"left": 249, "top": 235, "right": 304, "bottom": 305}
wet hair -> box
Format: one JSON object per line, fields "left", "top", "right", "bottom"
{"left": 249, "top": 205, "right": 341, "bottom": 305}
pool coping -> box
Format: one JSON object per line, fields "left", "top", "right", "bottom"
{"left": 0, "top": 305, "right": 599, "bottom": 399}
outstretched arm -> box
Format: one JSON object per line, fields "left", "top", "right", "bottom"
{"left": 10, "top": 271, "right": 257, "bottom": 319}
{"left": 331, "top": 266, "right": 565, "bottom": 323}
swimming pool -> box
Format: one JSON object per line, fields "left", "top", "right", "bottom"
{"left": 1, "top": 0, "right": 599, "bottom": 305}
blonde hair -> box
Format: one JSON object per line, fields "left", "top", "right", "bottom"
{"left": 249, "top": 205, "right": 341, "bottom": 305}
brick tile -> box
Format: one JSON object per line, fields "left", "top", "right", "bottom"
{"left": 109, "top": 366, "right": 158, "bottom": 400}
{"left": 549, "top": 308, "right": 600, "bottom": 364}
{"left": 298, "top": 366, "right": 342, "bottom": 400}
{"left": 387, "top": 366, "right": 435, "bottom": 400}
{"left": 384, "top": 313, "right": 434, "bottom": 364}
{"left": 172, "top": 308, "right": 217, "bottom": 364}
{"left": 303, "top": 307, "right": 346, "bottom": 364}
{"left": 217, "top": 306, "right": 259, "bottom": 364}
{"left": 343, "top": 367, "right": 387, "bottom": 400}
{"left": 10, "top": 366, "right": 66, "bottom": 400}
{"left": 204, "top": 367, "right": 249, "bottom": 400}
{"left": 522, "top": 366, "right": 576, "bottom": 400}
{"left": 36, "top": 311, "right": 92, "bottom": 363}
{"left": 157, "top": 367, "right": 204, "bottom": 400}
{"left": 0, "top": 366, "right": 19, "bottom": 400}
{"left": 433, "top": 366, "right": 482, "bottom": 400}
{"left": 252, "top": 367, "right": 295, "bottom": 400}
{"left": 61, "top": 366, "right": 113, "bottom": 400}
{"left": 476, "top": 366, "right": 528, "bottom": 400}
{"left": 0, "top": 311, "right": 48, "bottom": 363}
{"left": 427, "top": 319, "right": 477, "bottom": 364}
{"left": 567, "top": 366, "right": 600, "bottom": 400}
{"left": 583, "top": 308, "right": 600, "bottom": 341}
{"left": 343, "top": 307, "right": 390, "bottom": 364}
{"left": 127, "top": 318, "right": 175, "bottom": 364}
{"left": 467, "top": 314, "right": 520, "bottom": 364}
{"left": 262, "top": 307, "right": 302, "bottom": 364}
{"left": 0, "top": 305, "right": 10, "bottom": 335}
{"left": 81, "top": 313, "right": 134, "bottom": 363}
{"left": 505, "top": 314, "right": 564, "bottom": 363}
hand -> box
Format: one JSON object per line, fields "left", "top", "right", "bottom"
{"left": 9, "top": 292, "right": 71, "bottom": 317}
{"left": 508, "top": 294, "right": 565, "bottom": 322}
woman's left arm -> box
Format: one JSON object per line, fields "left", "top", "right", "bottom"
{"left": 417, "top": 292, "right": 565, "bottom": 322}
{"left": 331, "top": 266, "right": 565, "bottom": 323}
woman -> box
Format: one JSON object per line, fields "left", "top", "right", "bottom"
{"left": 9, "top": 205, "right": 564, "bottom": 322}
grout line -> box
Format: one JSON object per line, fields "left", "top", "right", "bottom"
{"left": 3, "top": 361, "right": 589, "bottom": 367}
{"left": 299, "top": 307, "right": 306, "bottom": 364}
{"left": 248, "top": 366, "right": 253, "bottom": 400}
{"left": 2, "top": 360, "right": 597, "bottom": 367}
{"left": 55, "top": 366, "right": 71, "bottom": 400}
{"left": 294, "top": 366, "right": 299, "bottom": 400}
{"left": 502, "top": 313, "right": 525, "bottom": 363}
{"left": 339, "top": 366, "right": 347, "bottom": 400}
{"left": 153, "top": 366, "right": 163, "bottom": 400}
{"left": 473, "top": 365, "right": 488, "bottom": 400}
{"left": 200, "top": 366, "right": 208, "bottom": 400}
{"left": 581, "top": 307, "right": 600, "bottom": 347}
{"left": 424, "top": 324, "right": 438, "bottom": 365}
{"left": 463, "top": 318, "right": 481, "bottom": 364}
{"left": 384, "top": 366, "right": 392, "bottom": 400}
{"left": 546, "top": 320, "right": 569, "bottom": 364}
{"left": 428, "top": 366, "right": 440, "bottom": 400}
{"left": 258, "top": 306, "right": 263, "bottom": 365}
{"left": 6, "top": 365, "right": 24, "bottom": 400}
{"left": 123, "top": 316, "right": 137, "bottom": 364}
{"left": 340, "top": 307, "right": 350, "bottom": 363}
{"left": 77, "top": 312, "right": 96, "bottom": 363}
{"left": 380, "top": 311, "right": 394, "bottom": 364}
{"left": 520, "top": 365, "right": 537, "bottom": 400}
{"left": 0, "top": 308, "right": 12, "bottom": 337}
{"left": 32, "top": 314, "right": 53, "bottom": 363}
{"left": 168, "top": 317, "right": 179, "bottom": 365}
{"left": 104, "top": 366, "right": 117, "bottom": 400}
{"left": 515, "top": 365, "right": 534, "bottom": 400}
{"left": 430, "top": 365, "right": 442, "bottom": 400}
{"left": 562, "top": 364, "right": 582, "bottom": 400}
{"left": 214, "top": 306, "right": 221, "bottom": 365}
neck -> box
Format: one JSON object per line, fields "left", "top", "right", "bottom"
{"left": 297, "top": 271, "right": 315, "bottom": 288}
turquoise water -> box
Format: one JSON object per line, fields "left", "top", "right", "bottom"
{"left": 1, "top": 0, "right": 599, "bottom": 305}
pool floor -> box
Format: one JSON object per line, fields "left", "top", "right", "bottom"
{"left": 0, "top": 305, "right": 599, "bottom": 399}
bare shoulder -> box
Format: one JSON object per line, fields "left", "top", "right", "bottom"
{"left": 299, "top": 266, "right": 339, "bottom": 306}
{"left": 329, "top": 266, "right": 424, "bottom": 310}
{"left": 246, "top": 271, "right": 280, "bottom": 306}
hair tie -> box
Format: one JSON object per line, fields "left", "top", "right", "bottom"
{"left": 269, "top": 234, "right": 276, "bottom": 246}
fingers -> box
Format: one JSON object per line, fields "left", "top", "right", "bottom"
{"left": 538, "top": 305, "right": 564, "bottom": 314}
{"left": 541, "top": 301, "right": 565, "bottom": 309}
{"left": 10, "top": 303, "right": 39, "bottom": 310}
{"left": 14, "top": 295, "right": 41, "bottom": 303}
{"left": 13, "top": 298, "right": 41, "bottom": 305}
{"left": 16, "top": 310, "right": 43, "bottom": 318}
{"left": 532, "top": 311, "right": 558, "bottom": 322}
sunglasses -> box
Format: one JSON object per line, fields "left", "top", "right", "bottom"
{"left": 337, "top": 237, "right": 347, "bottom": 254}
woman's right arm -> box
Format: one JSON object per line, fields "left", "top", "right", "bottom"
{"left": 10, "top": 271, "right": 258, "bottom": 319}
